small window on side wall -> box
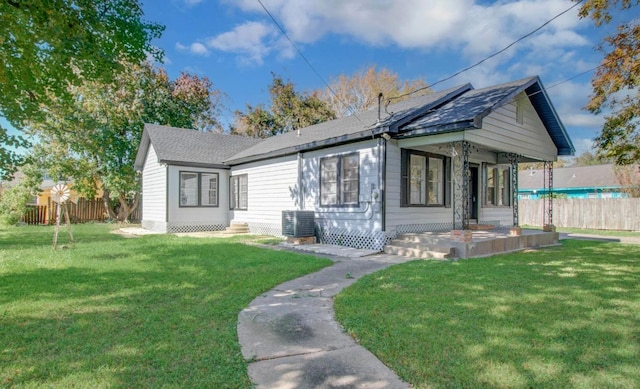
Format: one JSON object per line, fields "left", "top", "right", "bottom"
{"left": 230, "top": 174, "right": 248, "bottom": 210}
{"left": 516, "top": 99, "right": 524, "bottom": 125}
{"left": 180, "top": 172, "right": 219, "bottom": 207}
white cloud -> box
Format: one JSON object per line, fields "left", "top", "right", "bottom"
{"left": 562, "top": 113, "right": 604, "bottom": 128}
{"left": 205, "top": 21, "right": 277, "bottom": 65}
{"left": 570, "top": 137, "right": 597, "bottom": 155}
{"left": 176, "top": 42, "right": 210, "bottom": 56}
{"left": 183, "top": 0, "right": 204, "bottom": 6}
{"left": 209, "top": 0, "right": 591, "bottom": 69}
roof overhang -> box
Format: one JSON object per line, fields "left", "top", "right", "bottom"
{"left": 225, "top": 126, "right": 390, "bottom": 165}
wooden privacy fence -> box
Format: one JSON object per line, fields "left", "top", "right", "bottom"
{"left": 520, "top": 198, "right": 640, "bottom": 231}
{"left": 21, "top": 198, "right": 141, "bottom": 225}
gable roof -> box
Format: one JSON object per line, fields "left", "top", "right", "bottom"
{"left": 135, "top": 76, "right": 574, "bottom": 169}
{"left": 399, "top": 76, "right": 575, "bottom": 156}
{"left": 519, "top": 164, "right": 625, "bottom": 191}
{"left": 224, "top": 83, "right": 472, "bottom": 164}
{"left": 134, "top": 124, "right": 261, "bottom": 170}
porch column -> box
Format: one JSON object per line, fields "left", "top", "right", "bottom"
{"left": 507, "top": 153, "right": 520, "bottom": 227}
{"left": 451, "top": 141, "right": 470, "bottom": 230}
{"left": 543, "top": 160, "right": 554, "bottom": 230}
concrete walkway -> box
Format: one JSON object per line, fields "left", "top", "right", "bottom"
{"left": 237, "top": 245, "right": 415, "bottom": 389}
{"left": 559, "top": 232, "right": 640, "bottom": 244}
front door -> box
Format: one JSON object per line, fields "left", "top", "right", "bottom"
{"left": 468, "top": 166, "right": 479, "bottom": 220}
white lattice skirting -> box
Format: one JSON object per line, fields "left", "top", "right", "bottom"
{"left": 167, "top": 223, "right": 227, "bottom": 234}
{"left": 315, "top": 226, "right": 390, "bottom": 251}
{"left": 247, "top": 223, "right": 283, "bottom": 236}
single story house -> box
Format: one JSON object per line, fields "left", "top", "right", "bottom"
{"left": 519, "top": 164, "right": 638, "bottom": 199}
{"left": 134, "top": 76, "right": 574, "bottom": 250}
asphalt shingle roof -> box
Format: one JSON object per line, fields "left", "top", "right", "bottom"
{"left": 519, "top": 164, "right": 623, "bottom": 190}
{"left": 403, "top": 77, "right": 533, "bottom": 131}
{"left": 134, "top": 124, "right": 261, "bottom": 170}
{"left": 134, "top": 76, "right": 575, "bottom": 169}
{"left": 225, "top": 83, "right": 471, "bottom": 164}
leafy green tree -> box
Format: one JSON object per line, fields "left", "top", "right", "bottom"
{"left": 27, "top": 62, "right": 223, "bottom": 221}
{"left": 320, "top": 66, "right": 431, "bottom": 118}
{"left": 0, "top": 162, "right": 42, "bottom": 225}
{"left": 575, "top": 0, "right": 639, "bottom": 165}
{"left": 231, "top": 73, "right": 336, "bottom": 138}
{"left": 0, "top": 0, "right": 164, "bottom": 179}
{"left": 571, "top": 151, "right": 613, "bottom": 166}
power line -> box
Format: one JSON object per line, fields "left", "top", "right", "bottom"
{"left": 388, "top": 0, "right": 584, "bottom": 102}
{"left": 256, "top": 0, "right": 365, "bottom": 124}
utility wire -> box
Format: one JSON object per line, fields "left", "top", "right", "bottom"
{"left": 387, "top": 0, "right": 584, "bottom": 102}
{"left": 256, "top": 0, "right": 365, "bottom": 124}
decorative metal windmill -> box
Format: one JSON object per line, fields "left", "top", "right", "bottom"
{"left": 51, "top": 184, "right": 74, "bottom": 249}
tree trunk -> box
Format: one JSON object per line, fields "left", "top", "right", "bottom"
{"left": 102, "top": 188, "right": 117, "bottom": 220}
{"left": 116, "top": 192, "right": 139, "bottom": 222}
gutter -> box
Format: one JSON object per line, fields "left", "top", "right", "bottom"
{"left": 225, "top": 125, "right": 390, "bottom": 166}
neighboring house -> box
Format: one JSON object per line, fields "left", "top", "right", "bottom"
{"left": 7, "top": 170, "right": 101, "bottom": 206}
{"left": 519, "top": 164, "right": 638, "bottom": 199}
{"left": 134, "top": 76, "right": 574, "bottom": 250}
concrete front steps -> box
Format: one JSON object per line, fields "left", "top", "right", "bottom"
{"left": 223, "top": 222, "right": 250, "bottom": 235}
{"left": 384, "top": 233, "right": 457, "bottom": 259}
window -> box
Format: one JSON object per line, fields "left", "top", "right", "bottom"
{"left": 230, "top": 174, "right": 248, "bottom": 210}
{"left": 484, "top": 165, "right": 510, "bottom": 206}
{"left": 401, "top": 150, "right": 449, "bottom": 207}
{"left": 320, "top": 153, "right": 359, "bottom": 206}
{"left": 180, "top": 172, "right": 218, "bottom": 207}
{"left": 516, "top": 99, "right": 524, "bottom": 124}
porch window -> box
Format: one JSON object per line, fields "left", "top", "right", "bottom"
{"left": 402, "top": 150, "right": 449, "bottom": 207}
{"left": 485, "top": 165, "right": 511, "bottom": 206}
{"left": 320, "top": 153, "right": 359, "bottom": 206}
{"left": 179, "top": 171, "right": 218, "bottom": 207}
{"left": 230, "top": 174, "right": 248, "bottom": 210}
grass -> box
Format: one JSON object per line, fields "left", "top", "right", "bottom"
{"left": 335, "top": 239, "right": 640, "bottom": 388}
{"left": 523, "top": 225, "right": 640, "bottom": 238}
{"left": 0, "top": 224, "right": 331, "bottom": 388}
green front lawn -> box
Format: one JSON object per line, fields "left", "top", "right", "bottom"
{"left": 0, "top": 224, "right": 331, "bottom": 388}
{"left": 523, "top": 225, "right": 640, "bottom": 238}
{"left": 335, "top": 240, "right": 640, "bottom": 388}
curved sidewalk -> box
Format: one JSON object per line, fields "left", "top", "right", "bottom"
{"left": 237, "top": 246, "right": 415, "bottom": 389}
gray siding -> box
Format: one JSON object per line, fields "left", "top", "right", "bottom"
{"left": 302, "top": 139, "right": 383, "bottom": 233}
{"left": 166, "top": 165, "right": 230, "bottom": 232}
{"left": 141, "top": 145, "right": 167, "bottom": 232}
{"left": 467, "top": 92, "right": 558, "bottom": 161}
{"left": 385, "top": 140, "right": 452, "bottom": 232}
{"left": 230, "top": 155, "right": 299, "bottom": 235}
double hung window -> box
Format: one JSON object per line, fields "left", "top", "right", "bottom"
{"left": 485, "top": 165, "right": 511, "bottom": 206}
{"left": 401, "top": 150, "right": 449, "bottom": 207}
{"left": 230, "top": 174, "right": 248, "bottom": 210}
{"left": 320, "top": 153, "right": 359, "bottom": 206}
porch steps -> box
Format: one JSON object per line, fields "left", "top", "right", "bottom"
{"left": 384, "top": 233, "right": 457, "bottom": 259}
{"left": 385, "top": 229, "right": 561, "bottom": 259}
{"left": 223, "top": 222, "right": 250, "bottom": 235}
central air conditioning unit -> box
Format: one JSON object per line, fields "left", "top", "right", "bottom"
{"left": 282, "top": 210, "right": 315, "bottom": 237}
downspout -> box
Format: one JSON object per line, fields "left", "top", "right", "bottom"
{"left": 164, "top": 164, "right": 169, "bottom": 228}
{"left": 379, "top": 136, "right": 387, "bottom": 232}
{"left": 297, "top": 152, "right": 304, "bottom": 210}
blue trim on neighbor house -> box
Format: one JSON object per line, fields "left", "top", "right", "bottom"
{"left": 519, "top": 186, "right": 628, "bottom": 199}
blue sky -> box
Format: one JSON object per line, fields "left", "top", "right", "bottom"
{"left": 141, "top": 0, "right": 618, "bottom": 156}
{"left": 7, "top": 0, "right": 619, "bottom": 157}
